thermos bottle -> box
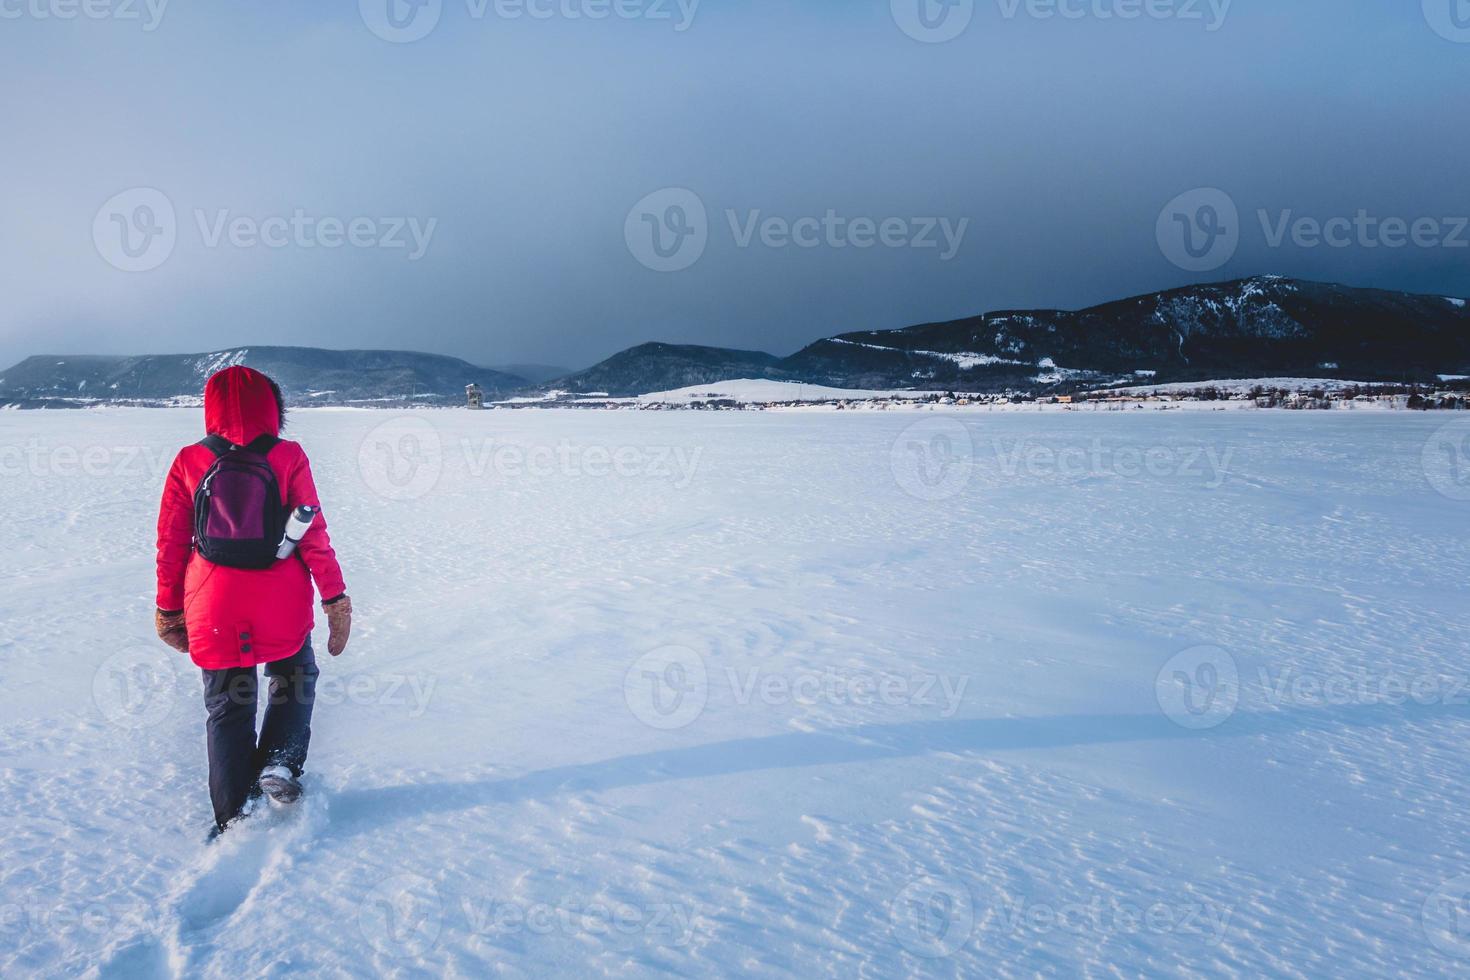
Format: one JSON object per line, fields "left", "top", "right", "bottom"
{"left": 277, "top": 505, "right": 320, "bottom": 559}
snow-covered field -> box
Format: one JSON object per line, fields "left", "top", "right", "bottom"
{"left": 3, "top": 408, "right": 1470, "bottom": 977}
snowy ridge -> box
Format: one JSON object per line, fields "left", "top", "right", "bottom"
{"left": 193, "top": 350, "right": 249, "bottom": 378}
{"left": 828, "top": 337, "right": 1027, "bottom": 369}
{"left": 634, "top": 379, "right": 922, "bottom": 403}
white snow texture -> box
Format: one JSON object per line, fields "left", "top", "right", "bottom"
{"left": 2, "top": 407, "right": 1469, "bottom": 977}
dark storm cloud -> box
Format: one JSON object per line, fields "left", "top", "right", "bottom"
{"left": 1, "top": 0, "right": 1467, "bottom": 371}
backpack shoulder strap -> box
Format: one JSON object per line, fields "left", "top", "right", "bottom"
{"left": 197, "top": 434, "right": 280, "bottom": 456}
{"left": 198, "top": 434, "right": 233, "bottom": 457}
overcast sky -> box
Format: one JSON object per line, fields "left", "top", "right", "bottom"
{"left": 2, "top": 1, "right": 1467, "bottom": 372}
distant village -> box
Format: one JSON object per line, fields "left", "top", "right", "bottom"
{"left": 466, "top": 381, "right": 1470, "bottom": 413}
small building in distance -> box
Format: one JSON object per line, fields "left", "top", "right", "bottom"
{"left": 466, "top": 383, "right": 485, "bottom": 410}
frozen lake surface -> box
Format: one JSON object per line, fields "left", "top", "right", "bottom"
{"left": 2, "top": 407, "right": 1469, "bottom": 977}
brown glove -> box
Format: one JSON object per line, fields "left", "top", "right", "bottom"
{"left": 323, "top": 595, "right": 352, "bottom": 657}
{"left": 155, "top": 608, "right": 189, "bottom": 653}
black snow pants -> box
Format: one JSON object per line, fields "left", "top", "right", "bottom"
{"left": 201, "top": 638, "right": 318, "bottom": 828}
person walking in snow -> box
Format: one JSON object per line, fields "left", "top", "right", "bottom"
{"left": 153, "top": 366, "right": 352, "bottom": 839}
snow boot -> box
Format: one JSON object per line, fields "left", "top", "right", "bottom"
{"left": 257, "top": 765, "right": 303, "bottom": 805}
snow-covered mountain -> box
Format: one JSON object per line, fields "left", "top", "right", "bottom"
{"left": 551, "top": 277, "right": 1470, "bottom": 395}
{"left": 0, "top": 347, "right": 526, "bottom": 408}
{"left": 7, "top": 278, "right": 1468, "bottom": 407}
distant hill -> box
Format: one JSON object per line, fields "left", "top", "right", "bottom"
{"left": 0, "top": 347, "right": 523, "bottom": 408}
{"left": 547, "top": 343, "right": 785, "bottom": 395}
{"left": 490, "top": 363, "right": 573, "bottom": 385}
{"left": 546, "top": 277, "right": 1470, "bottom": 396}
{"left": 7, "top": 278, "right": 1469, "bottom": 407}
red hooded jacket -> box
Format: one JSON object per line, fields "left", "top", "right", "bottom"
{"left": 155, "top": 367, "right": 347, "bottom": 670}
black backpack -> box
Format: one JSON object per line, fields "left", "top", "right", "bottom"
{"left": 192, "top": 434, "right": 288, "bottom": 569}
